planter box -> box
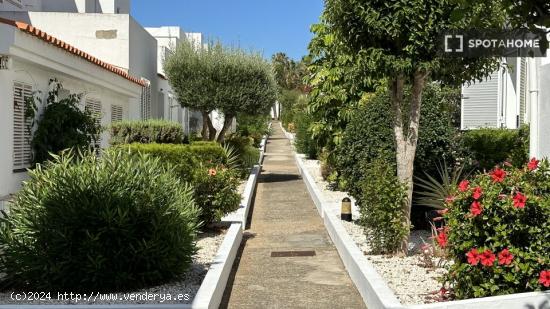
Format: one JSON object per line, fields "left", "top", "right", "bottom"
{"left": 221, "top": 165, "right": 260, "bottom": 229}
{"left": 283, "top": 125, "right": 550, "bottom": 309}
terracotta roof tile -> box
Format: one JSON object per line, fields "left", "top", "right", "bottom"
{"left": 0, "top": 17, "right": 146, "bottom": 87}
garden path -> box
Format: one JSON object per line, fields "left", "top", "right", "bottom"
{"left": 220, "top": 122, "right": 365, "bottom": 308}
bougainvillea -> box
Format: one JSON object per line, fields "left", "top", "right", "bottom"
{"left": 437, "top": 159, "right": 550, "bottom": 299}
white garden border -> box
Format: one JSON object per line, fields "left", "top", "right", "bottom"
{"left": 221, "top": 165, "right": 260, "bottom": 228}
{"left": 0, "top": 223, "right": 243, "bottom": 309}
{"left": 282, "top": 125, "right": 550, "bottom": 309}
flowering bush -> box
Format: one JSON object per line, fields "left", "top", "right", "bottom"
{"left": 439, "top": 158, "right": 550, "bottom": 299}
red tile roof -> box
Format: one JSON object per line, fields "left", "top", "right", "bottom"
{"left": 0, "top": 17, "right": 146, "bottom": 86}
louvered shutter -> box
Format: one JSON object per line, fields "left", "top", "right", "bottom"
{"left": 13, "top": 82, "right": 32, "bottom": 170}
{"left": 461, "top": 71, "right": 500, "bottom": 129}
{"left": 140, "top": 80, "right": 151, "bottom": 120}
{"left": 519, "top": 58, "right": 527, "bottom": 126}
{"left": 85, "top": 98, "right": 102, "bottom": 149}
{"left": 111, "top": 105, "right": 123, "bottom": 122}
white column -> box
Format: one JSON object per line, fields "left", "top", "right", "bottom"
{"left": 533, "top": 63, "right": 550, "bottom": 159}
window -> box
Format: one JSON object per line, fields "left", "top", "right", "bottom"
{"left": 13, "top": 82, "right": 32, "bottom": 171}
{"left": 140, "top": 80, "right": 151, "bottom": 120}
{"left": 85, "top": 98, "right": 102, "bottom": 149}
{"left": 111, "top": 104, "right": 123, "bottom": 122}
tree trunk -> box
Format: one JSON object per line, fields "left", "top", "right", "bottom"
{"left": 390, "top": 69, "right": 429, "bottom": 254}
{"left": 201, "top": 111, "right": 217, "bottom": 141}
{"left": 216, "top": 114, "right": 234, "bottom": 143}
{"left": 201, "top": 113, "right": 209, "bottom": 141}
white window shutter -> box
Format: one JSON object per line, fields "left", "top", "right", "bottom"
{"left": 13, "top": 82, "right": 32, "bottom": 170}
{"left": 85, "top": 98, "right": 102, "bottom": 149}
{"left": 140, "top": 79, "right": 151, "bottom": 120}
{"left": 111, "top": 104, "right": 123, "bottom": 122}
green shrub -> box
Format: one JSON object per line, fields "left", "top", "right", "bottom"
{"left": 192, "top": 165, "right": 241, "bottom": 224}
{"left": 334, "top": 91, "right": 396, "bottom": 197}
{"left": 0, "top": 150, "right": 199, "bottom": 291}
{"left": 461, "top": 125, "right": 530, "bottom": 171}
{"left": 236, "top": 113, "right": 270, "bottom": 147}
{"left": 294, "top": 111, "right": 319, "bottom": 159}
{"left": 29, "top": 80, "right": 100, "bottom": 165}
{"left": 441, "top": 159, "right": 550, "bottom": 299}
{"left": 225, "top": 135, "right": 260, "bottom": 170}
{"left": 118, "top": 143, "right": 199, "bottom": 183}
{"left": 118, "top": 143, "right": 239, "bottom": 224}
{"left": 335, "top": 84, "right": 460, "bottom": 198}
{"left": 357, "top": 159, "right": 409, "bottom": 254}
{"left": 109, "top": 120, "right": 184, "bottom": 145}
{"left": 279, "top": 89, "right": 303, "bottom": 130}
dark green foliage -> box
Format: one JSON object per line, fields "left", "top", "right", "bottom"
{"left": 29, "top": 80, "right": 100, "bottom": 165}
{"left": 191, "top": 165, "right": 241, "bottom": 224}
{"left": 235, "top": 113, "right": 270, "bottom": 147}
{"left": 334, "top": 92, "right": 396, "bottom": 197}
{"left": 109, "top": 120, "right": 184, "bottom": 145}
{"left": 335, "top": 84, "right": 460, "bottom": 198}
{"left": 0, "top": 150, "right": 199, "bottom": 291}
{"left": 461, "top": 125, "right": 530, "bottom": 171}
{"left": 225, "top": 135, "right": 260, "bottom": 170}
{"left": 357, "top": 159, "right": 408, "bottom": 254}
{"left": 294, "top": 111, "right": 319, "bottom": 159}
{"left": 119, "top": 143, "right": 239, "bottom": 224}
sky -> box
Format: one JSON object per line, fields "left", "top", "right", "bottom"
{"left": 131, "top": 0, "right": 325, "bottom": 61}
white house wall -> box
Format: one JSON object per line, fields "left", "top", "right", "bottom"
{"left": 461, "top": 70, "right": 500, "bottom": 129}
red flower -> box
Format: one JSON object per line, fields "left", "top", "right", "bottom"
{"left": 436, "top": 229, "right": 448, "bottom": 248}
{"left": 458, "top": 180, "right": 470, "bottom": 192}
{"left": 490, "top": 168, "right": 507, "bottom": 183}
{"left": 480, "top": 249, "right": 496, "bottom": 266}
{"left": 472, "top": 187, "right": 483, "bottom": 200}
{"left": 497, "top": 248, "right": 514, "bottom": 265}
{"left": 539, "top": 270, "right": 550, "bottom": 287}
{"left": 439, "top": 287, "right": 447, "bottom": 296}
{"left": 528, "top": 158, "right": 540, "bottom": 171}
{"left": 466, "top": 248, "right": 480, "bottom": 266}
{"left": 513, "top": 192, "right": 527, "bottom": 208}
{"left": 208, "top": 168, "right": 217, "bottom": 176}
{"left": 470, "top": 201, "right": 483, "bottom": 216}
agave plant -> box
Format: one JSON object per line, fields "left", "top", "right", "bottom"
{"left": 221, "top": 143, "right": 241, "bottom": 170}
{"left": 415, "top": 161, "right": 470, "bottom": 209}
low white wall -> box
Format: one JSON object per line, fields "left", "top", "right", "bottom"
{"left": 285, "top": 125, "right": 550, "bottom": 309}
{"left": 221, "top": 165, "right": 260, "bottom": 229}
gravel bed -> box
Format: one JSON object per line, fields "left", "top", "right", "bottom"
{"left": 299, "top": 156, "right": 449, "bottom": 305}
{"left": 0, "top": 229, "right": 227, "bottom": 305}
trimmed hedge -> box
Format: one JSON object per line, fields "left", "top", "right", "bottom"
{"left": 0, "top": 150, "right": 199, "bottom": 291}
{"left": 119, "top": 143, "right": 239, "bottom": 224}
{"left": 109, "top": 120, "right": 184, "bottom": 145}
{"left": 461, "top": 125, "right": 529, "bottom": 171}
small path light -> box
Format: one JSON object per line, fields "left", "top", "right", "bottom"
{"left": 341, "top": 197, "right": 352, "bottom": 222}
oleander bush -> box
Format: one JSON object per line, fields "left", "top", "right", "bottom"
{"left": 109, "top": 119, "right": 184, "bottom": 145}
{"left": 357, "top": 158, "right": 409, "bottom": 254}
{"left": 461, "top": 125, "right": 530, "bottom": 171}
{"left": 192, "top": 165, "right": 241, "bottom": 224}
{"left": 294, "top": 110, "right": 319, "bottom": 159}
{"left": 0, "top": 150, "right": 199, "bottom": 291}
{"left": 440, "top": 158, "right": 550, "bottom": 299}
{"left": 119, "top": 143, "right": 239, "bottom": 224}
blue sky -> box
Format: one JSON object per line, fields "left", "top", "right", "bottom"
{"left": 131, "top": 0, "right": 324, "bottom": 61}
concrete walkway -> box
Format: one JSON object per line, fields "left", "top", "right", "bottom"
{"left": 220, "top": 122, "right": 365, "bottom": 309}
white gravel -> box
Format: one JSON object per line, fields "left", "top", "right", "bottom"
{"left": 0, "top": 229, "right": 227, "bottom": 305}
{"left": 299, "top": 156, "right": 449, "bottom": 305}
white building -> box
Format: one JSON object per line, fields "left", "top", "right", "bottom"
{"left": 0, "top": 0, "right": 159, "bottom": 120}
{"left": 0, "top": 16, "right": 143, "bottom": 200}
{"left": 461, "top": 55, "right": 550, "bottom": 160}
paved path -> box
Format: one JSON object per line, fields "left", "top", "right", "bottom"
{"left": 220, "top": 122, "right": 365, "bottom": 309}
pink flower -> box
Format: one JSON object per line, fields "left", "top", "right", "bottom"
{"left": 528, "top": 158, "right": 540, "bottom": 171}
{"left": 472, "top": 187, "right": 483, "bottom": 200}
{"left": 497, "top": 248, "right": 514, "bottom": 265}
{"left": 437, "top": 208, "right": 449, "bottom": 215}
{"left": 513, "top": 192, "right": 527, "bottom": 208}
{"left": 445, "top": 196, "right": 455, "bottom": 204}
{"left": 490, "top": 168, "right": 507, "bottom": 183}
{"left": 458, "top": 180, "right": 470, "bottom": 192}
{"left": 208, "top": 168, "right": 217, "bottom": 176}
{"left": 466, "top": 248, "right": 480, "bottom": 266}
{"left": 470, "top": 201, "right": 482, "bottom": 216}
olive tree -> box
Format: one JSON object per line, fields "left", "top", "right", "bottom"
{"left": 164, "top": 40, "right": 276, "bottom": 142}
{"left": 323, "top": 0, "right": 505, "bottom": 252}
